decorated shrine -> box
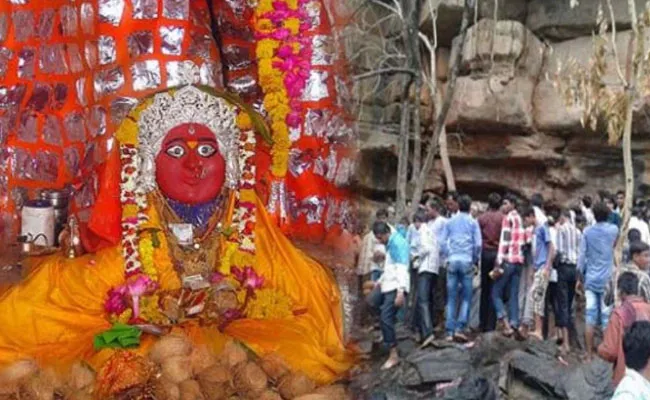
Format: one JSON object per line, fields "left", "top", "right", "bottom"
{"left": 0, "top": 0, "right": 357, "bottom": 398}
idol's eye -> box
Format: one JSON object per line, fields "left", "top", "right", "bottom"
{"left": 197, "top": 144, "right": 217, "bottom": 158}
{"left": 166, "top": 145, "right": 185, "bottom": 158}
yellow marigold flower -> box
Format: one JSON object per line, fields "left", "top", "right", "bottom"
{"left": 115, "top": 309, "right": 133, "bottom": 324}
{"left": 239, "top": 189, "right": 256, "bottom": 204}
{"left": 287, "top": 0, "right": 298, "bottom": 10}
{"left": 245, "top": 289, "right": 293, "bottom": 319}
{"left": 256, "top": 18, "right": 274, "bottom": 32}
{"left": 256, "top": 39, "right": 279, "bottom": 59}
{"left": 256, "top": 0, "right": 274, "bottom": 15}
{"left": 140, "top": 295, "right": 167, "bottom": 324}
{"left": 123, "top": 204, "right": 139, "bottom": 218}
{"left": 284, "top": 18, "right": 300, "bottom": 35}
{"left": 237, "top": 113, "right": 253, "bottom": 130}
{"left": 115, "top": 119, "right": 138, "bottom": 145}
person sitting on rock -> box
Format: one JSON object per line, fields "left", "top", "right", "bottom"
{"left": 366, "top": 221, "right": 410, "bottom": 370}
{"left": 599, "top": 272, "right": 650, "bottom": 387}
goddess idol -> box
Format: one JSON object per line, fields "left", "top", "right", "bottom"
{"left": 0, "top": 0, "right": 356, "bottom": 394}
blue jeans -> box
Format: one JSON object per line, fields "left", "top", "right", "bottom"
{"left": 371, "top": 270, "right": 383, "bottom": 282}
{"left": 367, "top": 288, "right": 399, "bottom": 348}
{"left": 445, "top": 260, "right": 474, "bottom": 336}
{"left": 417, "top": 272, "right": 437, "bottom": 338}
{"left": 585, "top": 290, "right": 611, "bottom": 327}
{"left": 491, "top": 262, "right": 523, "bottom": 328}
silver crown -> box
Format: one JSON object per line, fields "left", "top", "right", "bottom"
{"left": 136, "top": 85, "right": 240, "bottom": 193}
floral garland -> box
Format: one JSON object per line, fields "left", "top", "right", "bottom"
{"left": 254, "top": 0, "right": 312, "bottom": 179}
{"left": 105, "top": 94, "right": 292, "bottom": 326}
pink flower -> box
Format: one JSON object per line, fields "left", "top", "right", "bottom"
{"left": 286, "top": 112, "right": 302, "bottom": 128}
{"left": 105, "top": 286, "right": 128, "bottom": 315}
{"left": 243, "top": 267, "right": 265, "bottom": 290}
{"left": 211, "top": 271, "right": 226, "bottom": 284}
{"left": 231, "top": 266, "right": 246, "bottom": 285}
{"left": 272, "top": 1, "right": 289, "bottom": 11}
{"left": 277, "top": 45, "right": 295, "bottom": 59}
{"left": 126, "top": 275, "right": 158, "bottom": 318}
{"left": 271, "top": 28, "right": 291, "bottom": 41}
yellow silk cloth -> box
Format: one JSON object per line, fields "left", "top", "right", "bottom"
{"left": 0, "top": 196, "right": 354, "bottom": 384}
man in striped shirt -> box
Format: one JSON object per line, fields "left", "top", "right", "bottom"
{"left": 491, "top": 194, "right": 532, "bottom": 336}
{"left": 556, "top": 209, "right": 582, "bottom": 354}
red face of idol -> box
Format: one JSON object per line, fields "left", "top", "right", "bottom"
{"left": 155, "top": 123, "right": 225, "bottom": 204}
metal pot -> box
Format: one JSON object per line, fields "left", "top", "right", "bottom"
{"left": 40, "top": 189, "right": 70, "bottom": 209}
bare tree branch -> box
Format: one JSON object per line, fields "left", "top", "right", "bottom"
{"left": 607, "top": 0, "right": 629, "bottom": 86}
{"left": 352, "top": 68, "right": 417, "bottom": 80}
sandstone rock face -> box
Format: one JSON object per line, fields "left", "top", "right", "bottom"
{"left": 527, "top": 0, "right": 647, "bottom": 41}
{"left": 352, "top": 0, "right": 650, "bottom": 204}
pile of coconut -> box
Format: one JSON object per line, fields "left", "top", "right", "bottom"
{"left": 0, "top": 334, "right": 349, "bottom": 400}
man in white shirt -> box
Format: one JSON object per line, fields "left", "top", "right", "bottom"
{"left": 612, "top": 320, "right": 650, "bottom": 399}
{"left": 356, "top": 208, "right": 394, "bottom": 282}
{"left": 630, "top": 206, "right": 650, "bottom": 245}
{"left": 581, "top": 195, "right": 596, "bottom": 227}
{"left": 412, "top": 210, "right": 439, "bottom": 347}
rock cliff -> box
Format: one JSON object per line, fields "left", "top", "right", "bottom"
{"left": 353, "top": 0, "right": 650, "bottom": 205}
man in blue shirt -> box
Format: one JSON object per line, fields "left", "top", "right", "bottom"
{"left": 366, "top": 220, "right": 410, "bottom": 369}
{"left": 520, "top": 206, "right": 555, "bottom": 340}
{"left": 577, "top": 201, "right": 619, "bottom": 361}
{"left": 439, "top": 194, "right": 482, "bottom": 342}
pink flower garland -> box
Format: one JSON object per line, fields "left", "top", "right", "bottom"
{"left": 256, "top": 0, "right": 313, "bottom": 132}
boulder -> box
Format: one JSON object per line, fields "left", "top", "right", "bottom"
{"left": 478, "top": 0, "right": 527, "bottom": 23}
{"left": 562, "top": 359, "right": 614, "bottom": 400}
{"left": 507, "top": 349, "right": 567, "bottom": 398}
{"left": 526, "top": 0, "right": 647, "bottom": 41}
{"left": 456, "top": 19, "right": 545, "bottom": 78}
{"left": 446, "top": 75, "right": 536, "bottom": 133}
{"left": 401, "top": 347, "right": 471, "bottom": 386}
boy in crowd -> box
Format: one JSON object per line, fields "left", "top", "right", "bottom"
{"left": 520, "top": 207, "right": 556, "bottom": 340}
{"left": 555, "top": 209, "right": 581, "bottom": 354}
{"left": 612, "top": 321, "right": 650, "bottom": 398}
{"left": 599, "top": 273, "right": 650, "bottom": 387}
{"left": 439, "top": 194, "right": 482, "bottom": 342}
{"left": 366, "top": 220, "right": 410, "bottom": 369}
{"left": 492, "top": 194, "right": 529, "bottom": 336}
{"left": 614, "top": 241, "right": 650, "bottom": 305}
{"left": 478, "top": 193, "right": 504, "bottom": 332}
{"left": 412, "top": 210, "right": 439, "bottom": 347}
{"left": 577, "top": 202, "right": 619, "bottom": 361}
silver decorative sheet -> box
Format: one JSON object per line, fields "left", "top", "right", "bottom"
{"left": 37, "top": 9, "right": 55, "bottom": 39}
{"left": 0, "top": 14, "right": 7, "bottom": 43}
{"left": 27, "top": 83, "right": 51, "bottom": 111}
{"left": 85, "top": 41, "right": 98, "bottom": 68}
{"left": 64, "top": 147, "right": 80, "bottom": 177}
{"left": 131, "top": 60, "right": 161, "bottom": 91}
{"left": 64, "top": 112, "right": 86, "bottom": 142}
{"left": 128, "top": 31, "right": 154, "bottom": 58}
{"left": 18, "top": 48, "right": 35, "bottom": 79}
{"left": 0, "top": 47, "right": 13, "bottom": 78}
{"left": 36, "top": 151, "right": 59, "bottom": 182}
{"left": 10, "top": 0, "right": 29, "bottom": 4}
{"left": 199, "top": 61, "right": 219, "bottom": 86}
{"left": 222, "top": 44, "right": 252, "bottom": 70}
{"left": 0, "top": 116, "right": 8, "bottom": 146}
{"left": 166, "top": 60, "right": 200, "bottom": 87}
{"left": 160, "top": 26, "right": 184, "bottom": 56}
{"left": 288, "top": 148, "right": 313, "bottom": 177}
{"left": 99, "top": 0, "right": 125, "bottom": 26}
{"left": 133, "top": 0, "right": 159, "bottom": 19}
{"left": 53, "top": 83, "right": 68, "bottom": 110}
{"left": 67, "top": 44, "right": 84, "bottom": 73}
{"left": 80, "top": 3, "right": 95, "bottom": 35}
{"left": 0, "top": 85, "right": 26, "bottom": 110}
{"left": 304, "top": 109, "right": 330, "bottom": 137}
{"left": 12, "top": 148, "right": 35, "bottom": 180}
{"left": 42, "top": 114, "right": 63, "bottom": 145}
{"left": 302, "top": 70, "right": 329, "bottom": 102}
{"left": 94, "top": 66, "right": 125, "bottom": 99}
{"left": 163, "top": 0, "right": 190, "bottom": 20}
{"left": 299, "top": 195, "right": 325, "bottom": 224}
{"left": 60, "top": 5, "right": 78, "bottom": 37}
{"left": 325, "top": 197, "right": 338, "bottom": 231}
{"left": 17, "top": 112, "right": 37, "bottom": 143}
{"left": 267, "top": 180, "right": 289, "bottom": 220}
{"left": 12, "top": 10, "right": 35, "bottom": 43}
{"left": 335, "top": 157, "right": 354, "bottom": 187}
{"left": 76, "top": 77, "right": 87, "bottom": 106}
{"left": 224, "top": 0, "right": 245, "bottom": 17}
{"left": 289, "top": 126, "right": 301, "bottom": 142}
{"left": 189, "top": 33, "right": 213, "bottom": 59}
{"left": 87, "top": 106, "right": 107, "bottom": 137}
{"left": 311, "top": 35, "right": 334, "bottom": 66}
{"left": 39, "top": 44, "right": 69, "bottom": 74}
{"left": 98, "top": 35, "right": 117, "bottom": 65}
{"left": 110, "top": 97, "right": 138, "bottom": 125}
{"left": 325, "top": 150, "right": 337, "bottom": 182}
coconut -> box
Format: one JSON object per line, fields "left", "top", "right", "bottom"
{"left": 221, "top": 341, "right": 248, "bottom": 368}
{"left": 232, "top": 362, "right": 267, "bottom": 397}
{"left": 258, "top": 390, "right": 283, "bottom": 400}
{"left": 67, "top": 362, "right": 95, "bottom": 391}
{"left": 314, "top": 384, "right": 348, "bottom": 400}
{"left": 258, "top": 354, "right": 289, "bottom": 383}
{"left": 66, "top": 389, "right": 93, "bottom": 400}
{"left": 213, "top": 290, "right": 239, "bottom": 313}
{"left": 197, "top": 364, "right": 233, "bottom": 400}
{"left": 179, "top": 380, "right": 205, "bottom": 400}
{"left": 277, "top": 373, "right": 316, "bottom": 400}
{"left": 22, "top": 372, "right": 56, "bottom": 400}
{"left": 162, "top": 356, "right": 192, "bottom": 384}
{"left": 0, "top": 359, "right": 39, "bottom": 384}
{"left": 292, "top": 395, "right": 328, "bottom": 400}
{"left": 149, "top": 334, "right": 193, "bottom": 363}
{"left": 190, "top": 345, "right": 218, "bottom": 375}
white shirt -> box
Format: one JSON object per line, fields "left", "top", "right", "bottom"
{"left": 534, "top": 206, "right": 547, "bottom": 228}
{"left": 629, "top": 216, "right": 650, "bottom": 244}
{"left": 612, "top": 368, "right": 650, "bottom": 400}
{"left": 582, "top": 205, "right": 596, "bottom": 226}
{"left": 414, "top": 223, "right": 440, "bottom": 275}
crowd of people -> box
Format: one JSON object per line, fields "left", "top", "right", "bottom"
{"left": 356, "top": 190, "right": 650, "bottom": 393}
